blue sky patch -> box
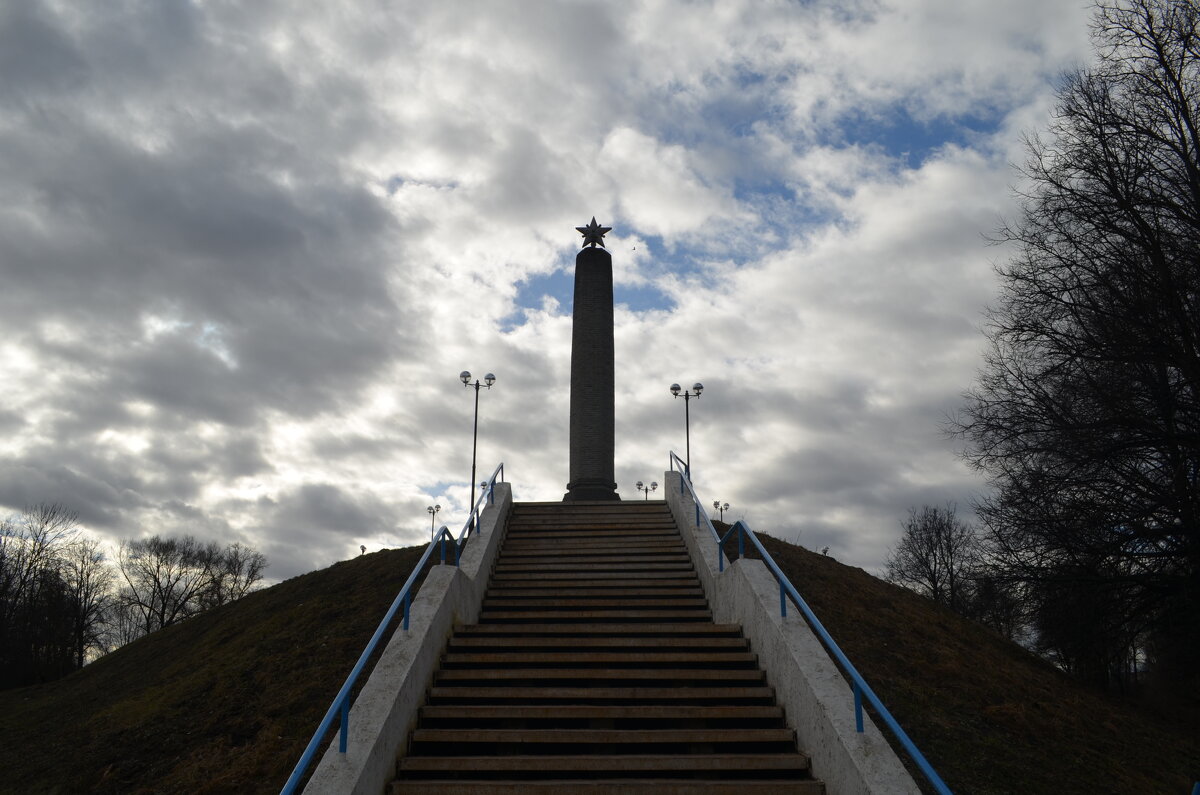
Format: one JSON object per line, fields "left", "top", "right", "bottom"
{"left": 616, "top": 282, "right": 674, "bottom": 313}
{"left": 503, "top": 260, "right": 677, "bottom": 330}
{"left": 839, "top": 105, "right": 1002, "bottom": 168}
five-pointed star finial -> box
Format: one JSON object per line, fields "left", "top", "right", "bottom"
{"left": 576, "top": 216, "right": 612, "bottom": 248}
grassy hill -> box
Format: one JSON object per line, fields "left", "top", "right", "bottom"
{"left": 0, "top": 545, "right": 437, "bottom": 794}
{"left": 1, "top": 525, "right": 1196, "bottom": 793}
{"left": 744, "top": 532, "right": 1199, "bottom": 794}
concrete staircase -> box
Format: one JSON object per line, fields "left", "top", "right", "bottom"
{"left": 391, "top": 501, "right": 824, "bottom": 794}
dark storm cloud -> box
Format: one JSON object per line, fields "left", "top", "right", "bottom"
{"left": 256, "top": 483, "right": 399, "bottom": 578}
{"left": 308, "top": 433, "right": 408, "bottom": 463}
{"left": 0, "top": 409, "right": 25, "bottom": 435}
{"left": 0, "top": 426, "right": 276, "bottom": 531}
{"left": 0, "top": 1, "right": 419, "bottom": 555}
{"left": 0, "top": 6, "right": 87, "bottom": 104}
{"left": 272, "top": 483, "right": 390, "bottom": 538}
{"left": 0, "top": 455, "right": 141, "bottom": 529}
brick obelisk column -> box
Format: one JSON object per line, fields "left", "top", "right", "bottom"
{"left": 564, "top": 217, "right": 620, "bottom": 501}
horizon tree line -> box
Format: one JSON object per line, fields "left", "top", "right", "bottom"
{"left": 0, "top": 503, "right": 265, "bottom": 691}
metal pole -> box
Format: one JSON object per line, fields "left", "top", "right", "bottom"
{"left": 684, "top": 393, "right": 691, "bottom": 478}
{"left": 469, "top": 381, "right": 480, "bottom": 534}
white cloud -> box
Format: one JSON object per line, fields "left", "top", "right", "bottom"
{"left": 0, "top": 0, "right": 1094, "bottom": 579}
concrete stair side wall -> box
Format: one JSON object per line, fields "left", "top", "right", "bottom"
{"left": 304, "top": 482, "right": 514, "bottom": 795}
{"left": 663, "top": 471, "right": 920, "bottom": 795}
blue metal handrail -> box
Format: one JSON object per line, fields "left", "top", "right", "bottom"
{"left": 669, "top": 451, "right": 951, "bottom": 795}
{"left": 280, "top": 462, "right": 505, "bottom": 795}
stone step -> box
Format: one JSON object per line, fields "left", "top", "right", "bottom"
{"left": 391, "top": 780, "right": 824, "bottom": 794}
{"left": 433, "top": 668, "right": 765, "bottom": 683}
{"left": 498, "top": 543, "right": 686, "bottom": 555}
{"left": 409, "top": 728, "right": 796, "bottom": 746}
{"left": 505, "top": 524, "right": 681, "bottom": 534}
{"left": 508, "top": 511, "right": 672, "bottom": 517}
{"left": 500, "top": 543, "right": 688, "bottom": 551}
{"left": 397, "top": 753, "right": 812, "bottom": 774}
{"left": 503, "top": 533, "right": 682, "bottom": 542}
{"left": 447, "top": 636, "right": 749, "bottom": 650}
{"left": 485, "top": 588, "right": 704, "bottom": 598}
{"left": 425, "top": 686, "right": 779, "bottom": 704}
{"left": 512, "top": 501, "right": 672, "bottom": 510}
{"left": 495, "top": 553, "right": 691, "bottom": 563}
{"left": 441, "top": 652, "right": 758, "bottom": 666}
{"left": 491, "top": 563, "right": 696, "bottom": 573}
{"left": 417, "top": 705, "right": 785, "bottom": 721}
{"left": 477, "top": 610, "right": 712, "bottom": 622}
{"left": 502, "top": 532, "right": 679, "bottom": 539}
{"left": 488, "top": 573, "right": 699, "bottom": 585}
{"left": 453, "top": 623, "right": 744, "bottom": 636}
{"left": 480, "top": 598, "right": 709, "bottom": 609}
{"left": 495, "top": 558, "right": 692, "bottom": 569}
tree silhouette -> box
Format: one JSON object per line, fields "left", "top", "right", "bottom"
{"left": 958, "top": 0, "right": 1200, "bottom": 695}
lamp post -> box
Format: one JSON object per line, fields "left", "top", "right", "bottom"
{"left": 636, "top": 480, "right": 658, "bottom": 500}
{"left": 713, "top": 501, "right": 729, "bottom": 521}
{"left": 669, "top": 382, "right": 703, "bottom": 479}
{"left": 427, "top": 504, "right": 441, "bottom": 540}
{"left": 460, "top": 371, "right": 495, "bottom": 532}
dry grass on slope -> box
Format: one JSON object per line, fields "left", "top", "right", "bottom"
{"left": 0, "top": 545, "right": 436, "bottom": 794}
{"left": 3, "top": 522, "right": 1196, "bottom": 794}
{"left": 732, "top": 530, "right": 1199, "bottom": 794}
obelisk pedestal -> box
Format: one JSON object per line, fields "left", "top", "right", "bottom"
{"left": 564, "top": 219, "right": 620, "bottom": 501}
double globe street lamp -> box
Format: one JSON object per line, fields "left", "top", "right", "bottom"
{"left": 460, "top": 371, "right": 496, "bottom": 533}
{"left": 636, "top": 480, "right": 658, "bottom": 500}
{"left": 670, "top": 382, "right": 703, "bottom": 479}
{"left": 427, "top": 504, "right": 441, "bottom": 540}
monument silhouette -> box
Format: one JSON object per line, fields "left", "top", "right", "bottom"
{"left": 564, "top": 217, "right": 620, "bottom": 501}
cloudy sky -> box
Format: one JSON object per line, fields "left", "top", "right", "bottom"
{"left": 1, "top": 0, "right": 1096, "bottom": 581}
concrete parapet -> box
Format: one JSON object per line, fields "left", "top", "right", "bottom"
{"left": 663, "top": 471, "right": 919, "bottom": 795}
{"left": 304, "top": 483, "right": 513, "bottom": 794}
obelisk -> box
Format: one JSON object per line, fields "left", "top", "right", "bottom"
{"left": 564, "top": 217, "right": 620, "bottom": 501}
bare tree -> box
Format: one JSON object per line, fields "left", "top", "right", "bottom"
{"left": 61, "top": 538, "right": 115, "bottom": 667}
{"left": 117, "top": 535, "right": 220, "bottom": 635}
{"left": 116, "top": 535, "right": 268, "bottom": 638}
{"left": 0, "top": 504, "right": 78, "bottom": 629}
{"left": 106, "top": 597, "right": 149, "bottom": 650}
{"left": 885, "top": 503, "right": 979, "bottom": 612}
{"left": 964, "top": 573, "right": 1027, "bottom": 643}
{"left": 1, "top": 509, "right": 268, "bottom": 685}
{"left": 0, "top": 505, "right": 81, "bottom": 685}
{"left": 211, "top": 542, "right": 267, "bottom": 605}
{"left": 956, "top": 0, "right": 1200, "bottom": 692}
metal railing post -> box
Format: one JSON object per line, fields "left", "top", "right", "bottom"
{"left": 339, "top": 697, "right": 350, "bottom": 752}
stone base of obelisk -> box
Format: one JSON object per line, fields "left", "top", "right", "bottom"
{"left": 563, "top": 480, "right": 621, "bottom": 501}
